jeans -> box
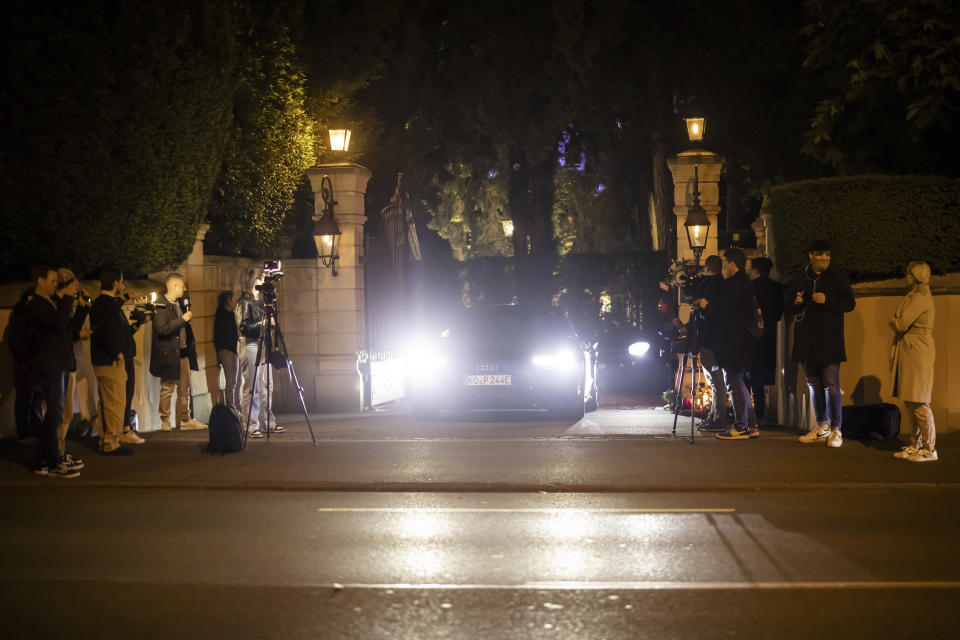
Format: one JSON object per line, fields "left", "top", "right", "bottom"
{"left": 722, "top": 366, "right": 754, "bottom": 430}
{"left": 241, "top": 339, "right": 275, "bottom": 432}
{"left": 217, "top": 349, "right": 241, "bottom": 412}
{"left": 123, "top": 353, "right": 135, "bottom": 429}
{"left": 14, "top": 361, "right": 38, "bottom": 439}
{"left": 33, "top": 370, "right": 68, "bottom": 465}
{"left": 803, "top": 362, "right": 842, "bottom": 429}
{"left": 698, "top": 347, "right": 729, "bottom": 423}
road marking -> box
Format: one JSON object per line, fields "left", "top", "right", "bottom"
{"left": 322, "top": 581, "right": 960, "bottom": 591}
{"left": 316, "top": 507, "right": 735, "bottom": 514}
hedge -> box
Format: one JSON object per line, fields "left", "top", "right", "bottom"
{"left": 767, "top": 175, "right": 960, "bottom": 281}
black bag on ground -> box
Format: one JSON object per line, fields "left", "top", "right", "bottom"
{"left": 207, "top": 404, "right": 244, "bottom": 454}
{"left": 841, "top": 403, "right": 901, "bottom": 440}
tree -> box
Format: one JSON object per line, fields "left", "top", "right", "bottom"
{"left": 801, "top": 0, "right": 960, "bottom": 175}
{"left": 0, "top": 1, "right": 237, "bottom": 278}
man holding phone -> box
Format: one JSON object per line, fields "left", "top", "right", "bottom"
{"left": 786, "top": 240, "right": 856, "bottom": 448}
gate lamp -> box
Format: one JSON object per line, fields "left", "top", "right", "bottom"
{"left": 313, "top": 175, "right": 342, "bottom": 276}
{"left": 685, "top": 117, "right": 705, "bottom": 143}
{"left": 328, "top": 128, "right": 352, "bottom": 152}
{"left": 684, "top": 167, "right": 710, "bottom": 267}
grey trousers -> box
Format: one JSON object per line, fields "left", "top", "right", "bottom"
{"left": 699, "top": 347, "right": 729, "bottom": 422}
{"left": 217, "top": 349, "right": 241, "bottom": 412}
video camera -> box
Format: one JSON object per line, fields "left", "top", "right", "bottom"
{"left": 678, "top": 274, "right": 711, "bottom": 302}
{"left": 255, "top": 260, "right": 284, "bottom": 304}
{"left": 128, "top": 292, "right": 167, "bottom": 330}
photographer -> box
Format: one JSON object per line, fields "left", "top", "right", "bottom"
{"left": 150, "top": 273, "right": 206, "bottom": 431}
{"left": 700, "top": 248, "right": 757, "bottom": 440}
{"left": 238, "top": 267, "right": 284, "bottom": 438}
{"left": 90, "top": 267, "right": 143, "bottom": 454}
{"left": 689, "top": 255, "right": 729, "bottom": 430}
{"left": 56, "top": 268, "right": 93, "bottom": 466}
{"left": 26, "top": 265, "right": 85, "bottom": 477}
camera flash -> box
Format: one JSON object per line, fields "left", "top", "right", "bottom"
{"left": 151, "top": 292, "right": 157, "bottom": 303}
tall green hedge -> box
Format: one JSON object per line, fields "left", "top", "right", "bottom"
{"left": 767, "top": 175, "right": 960, "bottom": 281}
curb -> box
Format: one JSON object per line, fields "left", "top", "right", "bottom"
{"left": 3, "top": 480, "right": 959, "bottom": 493}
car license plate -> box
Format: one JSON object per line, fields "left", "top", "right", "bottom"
{"left": 467, "top": 374, "right": 512, "bottom": 386}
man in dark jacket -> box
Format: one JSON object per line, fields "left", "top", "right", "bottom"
{"left": 693, "top": 255, "right": 730, "bottom": 430}
{"left": 214, "top": 290, "right": 240, "bottom": 411}
{"left": 700, "top": 248, "right": 757, "bottom": 440}
{"left": 786, "top": 240, "right": 856, "bottom": 448}
{"left": 26, "top": 265, "right": 84, "bottom": 477}
{"left": 747, "top": 257, "right": 783, "bottom": 424}
{"left": 150, "top": 272, "right": 205, "bottom": 431}
{"left": 5, "top": 284, "right": 38, "bottom": 440}
{"left": 90, "top": 267, "right": 141, "bottom": 454}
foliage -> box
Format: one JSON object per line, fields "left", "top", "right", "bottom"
{"left": 766, "top": 175, "right": 960, "bottom": 281}
{"left": 204, "top": 0, "right": 317, "bottom": 258}
{"left": 801, "top": 0, "right": 960, "bottom": 174}
{"left": 0, "top": 1, "right": 236, "bottom": 277}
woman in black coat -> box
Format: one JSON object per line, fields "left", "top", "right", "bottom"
{"left": 785, "top": 240, "right": 856, "bottom": 448}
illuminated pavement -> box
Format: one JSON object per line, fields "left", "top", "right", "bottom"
{"left": 0, "top": 488, "right": 958, "bottom": 638}
{"left": 1, "top": 404, "right": 959, "bottom": 637}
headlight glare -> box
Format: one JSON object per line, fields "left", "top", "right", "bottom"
{"left": 628, "top": 341, "right": 650, "bottom": 357}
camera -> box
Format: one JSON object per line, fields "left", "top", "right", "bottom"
{"left": 255, "top": 260, "right": 284, "bottom": 304}
{"left": 128, "top": 293, "right": 167, "bottom": 330}
{"left": 679, "top": 274, "right": 711, "bottom": 302}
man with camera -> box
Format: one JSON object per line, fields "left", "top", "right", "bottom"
{"left": 699, "top": 248, "right": 757, "bottom": 440}
{"left": 27, "top": 265, "right": 88, "bottom": 477}
{"left": 689, "top": 255, "right": 730, "bottom": 431}
{"left": 150, "top": 273, "right": 206, "bottom": 431}
{"left": 90, "top": 267, "right": 144, "bottom": 454}
{"left": 238, "top": 266, "right": 284, "bottom": 438}
{"left": 786, "top": 239, "right": 856, "bottom": 448}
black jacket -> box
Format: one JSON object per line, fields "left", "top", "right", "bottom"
{"left": 150, "top": 297, "right": 189, "bottom": 380}
{"left": 785, "top": 265, "right": 856, "bottom": 364}
{"left": 214, "top": 305, "right": 239, "bottom": 353}
{"left": 238, "top": 294, "right": 265, "bottom": 341}
{"left": 695, "top": 273, "right": 726, "bottom": 350}
{"left": 26, "top": 294, "right": 75, "bottom": 374}
{"left": 90, "top": 294, "right": 128, "bottom": 366}
{"left": 751, "top": 276, "right": 784, "bottom": 384}
{"left": 712, "top": 270, "right": 756, "bottom": 372}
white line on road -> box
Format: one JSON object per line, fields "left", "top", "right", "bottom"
{"left": 326, "top": 581, "right": 960, "bottom": 591}
{"left": 316, "top": 507, "right": 735, "bottom": 513}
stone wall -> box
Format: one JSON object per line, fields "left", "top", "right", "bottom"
{"left": 775, "top": 274, "right": 960, "bottom": 434}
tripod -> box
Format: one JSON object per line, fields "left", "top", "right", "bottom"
{"left": 671, "top": 348, "right": 701, "bottom": 445}
{"left": 242, "top": 297, "right": 317, "bottom": 447}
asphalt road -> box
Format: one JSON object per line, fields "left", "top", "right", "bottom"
{"left": 1, "top": 487, "right": 958, "bottom": 638}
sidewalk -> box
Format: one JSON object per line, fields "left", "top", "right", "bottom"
{"left": 1, "top": 408, "right": 958, "bottom": 492}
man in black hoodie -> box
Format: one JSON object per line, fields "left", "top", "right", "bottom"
{"left": 700, "top": 248, "right": 757, "bottom": 440}
{"left": 26, "top": 265, "right": 85, "bottom": 477}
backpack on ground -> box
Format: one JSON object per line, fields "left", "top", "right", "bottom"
{"left": 207, "top": 404, "right": 244, "bottom": 454}
{"left": 840, "top": 403, "right": 901, "bottom": 440}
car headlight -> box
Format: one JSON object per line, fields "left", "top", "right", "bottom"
{"left": 628, "top": 341, "right": 650, "bottom": 357}
{"left": 531, "top": 348, "right": 579, "bottom": 373}
{"left": 405, "top": 343, "right": 447, "bottom": 379}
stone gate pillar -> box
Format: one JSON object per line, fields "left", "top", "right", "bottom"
{"left": 276, "top": 162, "right": 370, "bottom": 413}
{"left": 666, "top": 150, "right": 725, "bottom": 264}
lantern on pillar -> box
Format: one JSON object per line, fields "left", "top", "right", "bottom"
{"left": 685, "top": 117, "right": 705, "bottom": 143}
{"left": 684, "top": 167, "right": 710, "bottom": 267}
{"left": 312, "top": 175, "right": 342, "bottom": 276}
{"left": 328, "top": 128, "right": 352, "bottom": 152}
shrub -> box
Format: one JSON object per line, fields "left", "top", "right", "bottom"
{"left": 767, "top": 175, "right": 960, "bottom": 281}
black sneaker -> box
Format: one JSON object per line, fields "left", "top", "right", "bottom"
{"left": 716, "top": 427, "right": 751, "bottom": 440}
{"left": 64, "top": 454, "right": 85, "bottom": 471}
{"left": 101, "top": 444, "right": 134, "bottom": 456}
{"left": 34, "top": 464, "right": 50, "bottom": 477}
{"left": 49, "top": 461, "right": 80, "bottom": 478}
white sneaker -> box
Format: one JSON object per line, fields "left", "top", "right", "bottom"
{"left": 906, "top": 449, "right": 938, "bottom": 463}
{"left": 120, "top": 431, "right": 146, "bottom": 444}
{"left": 799, "top": 427, "right": 830, "bottom": 443}
{"left": 161, "top": 422, "right": 173, "bottom": 432}
{"left": 180, "top": 419, "right": 208, "bottom": 430}
{"left": 893, "top": 446, "right": 919, "bottom": 460}
{"left": 826, "top": 430, "right": 843, "bottom": 448}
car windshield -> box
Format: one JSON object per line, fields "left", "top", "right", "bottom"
{"left": 449, "top": 307, "right": 576, "bottom": 345}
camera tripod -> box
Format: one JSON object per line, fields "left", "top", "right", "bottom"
{"left": 242, "top": 297, "right": 317, "bottom": 447}
{"left": 671, "top": 348, "right": 701, "bottom": 445}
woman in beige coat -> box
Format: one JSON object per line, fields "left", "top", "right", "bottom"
{"left": 890, "top": 261, "right": 937, "bottom": 462}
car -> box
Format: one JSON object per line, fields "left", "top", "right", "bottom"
{"left": 594, "top": 319, "right": 672, "bottom": 394}
{"left": 405, "top": 305, "right": 598, "bottom": 419}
